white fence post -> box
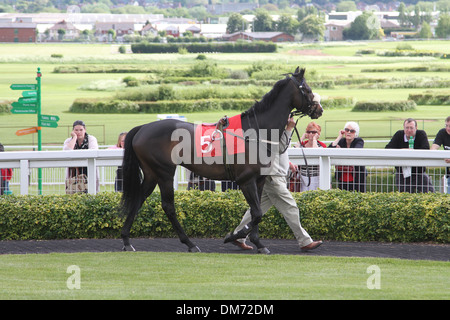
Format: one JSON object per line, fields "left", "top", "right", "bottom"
{"left": 318, "top": 156, "right": 331, "bottom": 190}
{"left": 19, "top": 159, "right": 29, "bottom": 195}
{"left": 87, "top": 157, "right": 96, "bottom": 194}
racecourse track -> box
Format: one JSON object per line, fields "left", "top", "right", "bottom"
{"left": 0, "top": 238, "right": 448, "bottom": 261}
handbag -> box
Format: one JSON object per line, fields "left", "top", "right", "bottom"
{"left": 65, "top": 168, "right": 88, "bottom": 194}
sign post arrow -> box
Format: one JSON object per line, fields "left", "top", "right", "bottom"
{"left": 10, "top": 84, "right": 37, "bottom": 90}
{"left": 16, "top": 126, "right": 41, "bottom": 136}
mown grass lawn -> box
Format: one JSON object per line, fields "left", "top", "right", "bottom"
{"left": 0, "top": 251, "right": 448, "bottom": 300}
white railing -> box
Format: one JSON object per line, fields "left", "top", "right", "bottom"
{"left": 0, "top": 148, "right": 449, "bottom": 195}
{"left": 288, "top": 148, "right": 450, "bottom": 193}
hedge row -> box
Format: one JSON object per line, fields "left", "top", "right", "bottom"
{"left": 131, "top": 42, "right": 277, "bottom": 54}
{"left": 376, "top": 50, "right": 442, "bottom": 58}
{"left": 0, "top": 190, "right": 448, "bottom": 243}
{"left": 408, "top": 92, "right": 450, "bottom": 105}
{"left": 362, "top": 66, "right": 450, "bottom": 72}
{"left": 352, "top": 100, "right": 417, "bottom": 112}
{"left": 69, "top": 98, "right": 254, "bottom": 113}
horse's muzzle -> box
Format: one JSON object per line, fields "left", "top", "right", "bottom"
{"left": 310, "top": 103, "right": 323, "bottom": 119}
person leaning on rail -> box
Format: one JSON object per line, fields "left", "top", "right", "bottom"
{"left": 63, "top": 120, "right": 99, "bottom": 193}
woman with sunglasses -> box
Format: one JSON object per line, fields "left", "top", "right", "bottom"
{"left": 329, "top": 122, "right": 367, "bottom": 192}
{"left": 290, "top": 122, "right": 326, "bottom": 192}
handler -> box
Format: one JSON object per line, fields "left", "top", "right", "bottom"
{"left": 229, "top": 116, "right": 323, "bottom": 252}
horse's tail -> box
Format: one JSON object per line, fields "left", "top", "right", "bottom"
{"left": 120, "top": 125, "right": 144, "bottom": 217}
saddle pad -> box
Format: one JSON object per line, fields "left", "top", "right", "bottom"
{"left": 195, "top": 114, "right": 245, "bottom": 158}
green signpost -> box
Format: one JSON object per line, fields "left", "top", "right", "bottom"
{"left": 10, "top": 68, "right": 60, "bottom": 194}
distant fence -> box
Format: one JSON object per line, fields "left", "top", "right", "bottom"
{"left": 0, "top": 148, "right": 449, "bottom": 195}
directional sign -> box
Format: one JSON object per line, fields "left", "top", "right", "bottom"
{"left": 10, "top": 84, "right": 37, "bottom": 90}
{"left": 12, "top": 101, "right": 37, "bottom": 108}
{"left": 11, "top": 107, "right": 37, "bottom": 114}
{"left": 40, "top": 114, "right": 60, "bottom": 122}
{"left": 39, "top": 120, "right": 58, "bottom": 128}
{"left": 22, "top": 90, "right": 37, "bottom": 97}
{"left": 18, "top": 97, "right": 37, "bottom": 103}
{"left": 16, "top": 127, "right": 41, "bottom": 136}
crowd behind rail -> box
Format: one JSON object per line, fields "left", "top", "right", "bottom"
{"left": 1, "top": 117, "right": 450, "bottom": 196}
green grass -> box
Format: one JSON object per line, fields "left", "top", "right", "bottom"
{"left": 0, "top": 251, "right": 448, "bottom": 300}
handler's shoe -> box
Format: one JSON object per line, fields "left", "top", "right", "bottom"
{"left": 232, "top": 240, "right": 253, "bottom": 250}
{"left": 301, "top": 240, "right": 323, "bottom": 252}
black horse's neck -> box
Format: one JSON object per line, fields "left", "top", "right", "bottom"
{"left": 242, "top": 77, "right": 296, "bottom": 140}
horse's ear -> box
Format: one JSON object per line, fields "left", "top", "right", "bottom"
{"left": 299, "top": 68, "right": 305, "bottom": 78}
{"left": 294, "top": 66, "right": 300, "bottom": 74}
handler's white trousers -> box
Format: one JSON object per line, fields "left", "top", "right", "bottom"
{"left": 234, "top": 175, "right": 313, "bottom": 248}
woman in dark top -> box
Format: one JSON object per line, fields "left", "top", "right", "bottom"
{"left": 328, "top": 121, "right": 366, "bottom": 192}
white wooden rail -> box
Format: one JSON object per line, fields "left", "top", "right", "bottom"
{"left": 0, "top": 148, "right": 449, "bottom": 195}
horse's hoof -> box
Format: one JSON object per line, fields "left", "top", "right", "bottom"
{"left": 122, "top": 244, "right": 136, "bottom": 252}
{"left": 224, "top": 232, "right": 234, "bottom": 243}
{"left": 188, "top": 245, "right": 201, "bottom": 253}
{"left": 257, "top": 247, "right": 270, "bottom": 255}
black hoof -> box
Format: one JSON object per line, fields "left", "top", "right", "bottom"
{"left": 188, "top": 246, "right": 201, "bottom": 253}
{"left": 122, "top": 244, "right": 136, "bottom": 252}
{"left": 257, "top": 247, "right": 270, "bottom": 255}
{"left": 224, "top": 232, "right": 234, "bottom": 244}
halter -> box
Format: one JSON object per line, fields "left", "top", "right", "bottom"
{"left": 287, "top": 75, "right": 316, "bottom": 186}
{"left": 289, "top": 76, "right": 316, "bottom": 117}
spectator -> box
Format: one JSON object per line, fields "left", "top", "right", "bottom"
{"left": 187, "top": 171, "right": 216, "bottom": 191}
{"left": 109, "top": 132, "right": 127, "bottom": 192}
{"left": 63, "top": 120, "right": 99, "bottom": 194}
{"left": 385, "top": 118, "right": 434, "bottom": 193}
{"left": 328, "top": 122, "right": 367, "bottom": 192}
{"left": 431, "top": 116, "right": 450, "bottom": 194}
{"left": 290, "top": 121, "right": 326, "bottom": 192}
{"left": 229, "top": 116, "right": 322, "bottom": 252}
{"left": 0, "top": 143, "right": 13, "bottom": 195}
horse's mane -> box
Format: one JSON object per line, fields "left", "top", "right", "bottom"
{"left": 241, "top": 77, "right": 289, "bottom": 118}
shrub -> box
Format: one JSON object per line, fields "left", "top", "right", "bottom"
{"left": 321, "top": 97, "right": 354, "bottom": 109}
{"left": 196, "top": 54, "right": 207, "bottom": 60}
{"left": 408, "top": 92, "right": 450, "bottom": 105}
{"left": 352, "top": 100, "right": 417, "bottom": 112}
{"left": 118, "top": 45, "right": 126, "bottom": 54}
{"left": 122, "top": 76, "right": 139, "bottom": 87}
{"left": 0, "top": 190, "right": 448, "bottom": 243}
{"left": 0, "top": 100, "right": 11, "bottom": 114}
{"left": 69, "top": 99, "right": 140, "bottom": 113}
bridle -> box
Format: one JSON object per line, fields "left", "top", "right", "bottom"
{"left": 287, "top": 75, "right": 319, "bottom": 187}
{"left": 288, "top": 75, "right": 317, "bottom": 118}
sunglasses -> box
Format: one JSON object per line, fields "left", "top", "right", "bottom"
{"left": 344, "top": 128, "right": 356, "bottom": 133}
{"left": 306, "top": 131, "right": 318, "bottom": 134}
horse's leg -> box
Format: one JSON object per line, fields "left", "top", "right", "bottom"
{"left": 159, "top": 178, "right": 200, "bottom": 252}
{"left": 122, "top": 177, "right": 157, "bottom": 251}
{"left": 224, "top": 178, "right": 268, "bottom": 252}
{"left": 248, "top": 176, "right": 270, "bottom": 254}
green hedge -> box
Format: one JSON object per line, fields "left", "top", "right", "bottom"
{"left": 131, "top": 42, "right": 277, "bottom": 54}
{"left": 0, "top": 190, "right": 448, "bottom": 243}
{"left": 408, "top": 92, "right": 450, "bottom": 105}
{"left": 69, "top": 98, "right": 254, "bottom": 113}
{"left": 352, "top": 100, "right": 417, "bottom": 112}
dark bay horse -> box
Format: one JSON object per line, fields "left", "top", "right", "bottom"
{"left": 120, "top": 67, "right": 323, "bottom": 253}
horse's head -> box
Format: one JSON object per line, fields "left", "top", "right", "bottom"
{"left": 288, "top": 67, "right": 323, "bottom": 120}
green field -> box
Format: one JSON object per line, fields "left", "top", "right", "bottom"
{"left": 0, "top": 251, "right": 448, "bottom": 300}
{"left": 0, "top": 41, "right": 449, "bottom": 148}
